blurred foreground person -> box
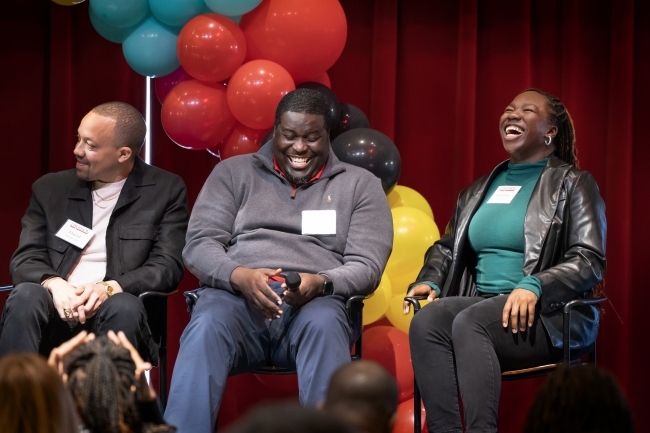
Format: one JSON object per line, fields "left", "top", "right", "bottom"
{"left": 322, "top": 360, "right": 398, "bottom": 433}
{"left": 524, "top": 365, "right": 635, "bottom": 433}
{"left": 224, "top": 402, "right": 353, "bottom": 433}
{"left": 49, "top": 330, "right": 176, "bottom": 433}
{"left": 0, "top": 352, "right": 79, "bottom": 433}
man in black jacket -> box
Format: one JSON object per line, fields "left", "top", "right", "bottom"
{"left": 0, "top": 102, "right": 189, "bottom": 362}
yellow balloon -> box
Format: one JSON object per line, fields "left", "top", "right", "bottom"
{"left": 385, "top": 207, "right": 440, "bottom": 292}
{"left": 385, "top": 293, "right": 429, "bottom": 334}
{"left": 52, "top": 0, "right": 86, "bottom": 5}
{"left": 363, "top": 274, "right": 392, "bottom": 326}
{"left": 387, "top": 185, "right": 434, "bottom": 220}
{"left": 388, "top": 267, "right": 421, "bottom": 297}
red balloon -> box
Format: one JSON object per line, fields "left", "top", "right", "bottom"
{"left": 226, "top": 60, "right": 295, "bottom": 130}
{"left": 221, "top": 122, "right": 267, "bottom": 160}
{"left": 392, "top": 399, "right": 427, "bottom": 433}
{"left": 155, "top": 66, "right": 192, "bottom": 104}
{"left": 162, "top": 80, "right": 236, "bottom": 150}
{"left": 240, "top": 0, "right": 347, "bottom": 83}
{"left": 177, "top": 14, "right": 247, "bottom": 82}
{"left": 296, "top": 71, "right": 331, "bottom": 89}
{"left": 362, "top": 326, "right": 414, "bottom": 402}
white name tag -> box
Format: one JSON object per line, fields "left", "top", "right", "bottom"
{"left": 486, "top": 186, "right": 522, "bottom": 204}
{"left": 302, "top": 210, "right": 336, "bottom": 235}
{"left": 55, "top": 219, "right": 95, "bottom": 249}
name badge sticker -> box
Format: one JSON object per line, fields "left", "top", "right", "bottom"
{"left": 55, "top": 219, "right": 95, "bottom": 249}
{"left": 302, "top": 210, "right": 336, "bottom": 236}
{"left": 486, "top": 186, "right": 522, "bottom": 204}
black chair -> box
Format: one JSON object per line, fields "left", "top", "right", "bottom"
{"left": 404, "top": 294, "right": 607, "bottom": 433}
{"left": 183, "top": 289, "right": 366, "bottom": 375}
{"left": 0, "top": 285, "right": 174, "bottom": 408}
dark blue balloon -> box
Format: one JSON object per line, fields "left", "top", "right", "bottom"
{"left": 331, "top": 128, "right": 401, "bottom": 193}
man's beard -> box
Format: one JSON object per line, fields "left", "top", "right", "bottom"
{"left": 285, "top": 173, "right": 310, "bottom": 186}
{"left": 75, "top": 166, "right": 90, "bottom": 181}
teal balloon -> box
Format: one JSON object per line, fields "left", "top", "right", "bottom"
{"left": 89, "top": 0, "right": 149, "bottom": 29}
{"left": 150, "top": 0, "right": 205, "bottom": 28}
{"left": 204, "top": 0, "right": 262, "bottom": 16}
{"left": 122, "top": 17, "right": 180, "bottom": 77}
{"left": 227, "top": 15, "right": 242, "bottom": 24}
{"left": 89, "top": 7, "right": 141, "bottom": 43}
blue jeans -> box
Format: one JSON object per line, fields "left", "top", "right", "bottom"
{"left": 164, "top": 284, "right": 353, "bottom": 433}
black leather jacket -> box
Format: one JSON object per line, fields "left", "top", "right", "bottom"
{"left": 412, "top": 155, "right": 607, "bottom": 349}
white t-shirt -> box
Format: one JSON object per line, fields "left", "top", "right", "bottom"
{"left": 66, "top": 179, "right": 126, "bottom": 286}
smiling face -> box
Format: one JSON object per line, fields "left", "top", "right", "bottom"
{"left": 74, "top": 112, "right": 132, "bottom": 182}
{"left": 272, "top": 111, "right": 330, "bottom": 185}
{"left": 499, "top": 91, "right": 558, "bottom": 163}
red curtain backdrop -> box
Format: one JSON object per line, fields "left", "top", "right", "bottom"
{"left": 2, "top": 1, "right": 648, "bottom": 432}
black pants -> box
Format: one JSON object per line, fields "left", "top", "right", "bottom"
{"left": 409, "top": 295, "right": 562, "bottom": 433}
{"left": 0, "top": 282, "right": 157, "bottom": 364}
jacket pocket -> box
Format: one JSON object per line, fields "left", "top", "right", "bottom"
{"left": 47, "top": 231, "right": 70, "bottom": 271}
{"left": 118, "top": 225, "right": 159, "bottom": 273}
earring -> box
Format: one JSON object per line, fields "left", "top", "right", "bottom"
{"left": 544, "top": 136, "right": 552, "bottom": 146}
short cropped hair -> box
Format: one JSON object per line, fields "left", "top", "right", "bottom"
{"left": 91, "top": 101, "right": 146, "bottom": 156}
{"left": 524, "top": 365, "right": 635, "bottom": 433}
{"left": 274, "top": 88, "right": 332, "bottom": 131}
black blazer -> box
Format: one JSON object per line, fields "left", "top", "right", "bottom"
{"left": 11, "top": 158, "right": 189, "bottom": 295}
{"left": 412, "top": 155, "right": 607, "bottom": 349}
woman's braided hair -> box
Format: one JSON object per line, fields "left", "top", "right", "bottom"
{"left": 65, "top": 335, "right": 141, "bottom": 433}
{"left": 524, "top": 88, "right": 579, "bottom": 168}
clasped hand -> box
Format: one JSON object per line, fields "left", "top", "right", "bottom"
{"left": 47, "top": 278, "right": 110, "bottom": 324}
{"left": 230, "top": 267, "right": 323, "bottom": 320}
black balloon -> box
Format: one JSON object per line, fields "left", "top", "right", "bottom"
{"left": 331, "top": 103, "right": 369, "bottom": 139}
{"left": 331, "top": 128, "right": 401, "bottom": 193}
{"left": 296, "top": 82, "right": 340, "bottom": 128}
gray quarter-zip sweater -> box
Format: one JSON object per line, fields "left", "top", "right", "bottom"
{"left": 182, "top": 141, "right": 394, "bottom": 298}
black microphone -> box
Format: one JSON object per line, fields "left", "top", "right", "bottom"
{"left": 284, "top": 272, "right": 301, "bottom": 292}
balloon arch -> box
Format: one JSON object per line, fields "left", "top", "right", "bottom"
{"left": 55, "top": 0, "right": 441, "bottom": 430}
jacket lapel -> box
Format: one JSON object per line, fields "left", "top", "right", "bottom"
{"left": 67, "top": 181, "right": 92, "bottom": 229}
{"left": 523, "top": 155, "right": 571, "bottom": 274}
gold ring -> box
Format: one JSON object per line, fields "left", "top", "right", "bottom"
{"left": 63, "top": 308, "right": 72, "bottom": 318}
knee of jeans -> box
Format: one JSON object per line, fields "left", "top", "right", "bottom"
{"left": 451, "top": 308, "right": 483, "bottom": 341}
{"left": 101, "top": 293, "right": 146, "bottom": 319}
{"left": 9, "top": 283, "right": 50, "bottom": 307}
{"left": 409, "top": 302, "right": 446, "bottom": 339}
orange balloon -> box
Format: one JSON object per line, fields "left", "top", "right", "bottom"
{"left": 177, "top": 14, "right": 247, "bottom": 83}
{"left": 393, "top": 399, "right": 427, "bottom": 433}
{"left": 162, "top": 80, "right": 236, "bottom": 150}
{"left": 221, "top": 122, "right": 267, "bottom": 160}
{"left": 240, "top": 0, "right": 347, "bottom": 83}
{"left": 226, "top": 60, "right": 295, "bottom": 130}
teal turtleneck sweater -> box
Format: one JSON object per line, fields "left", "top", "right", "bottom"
{"left": 420, "top": 159, "right": 546, "bottom": 297}
{"left": 467, "top": 159, "right": 546, "bottom": 297}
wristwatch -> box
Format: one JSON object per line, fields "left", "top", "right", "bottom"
{"left": 97, "top": 281, "right": 114, "bottom": 297}
{"left": 318, "top": 273, "right": 334, "bottom": 296}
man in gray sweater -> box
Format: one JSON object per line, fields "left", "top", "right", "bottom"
{"left": 165, "top": 89, "right": 393, "bottom": 433}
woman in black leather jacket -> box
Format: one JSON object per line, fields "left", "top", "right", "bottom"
{"left": 404, "top": 89, "right": 607, "bottom": 433}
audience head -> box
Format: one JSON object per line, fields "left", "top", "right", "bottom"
{"left": 64, "top": 335, "right": 142, "bottom": 433}
{"left": 0, "top": 353, "right": 79, "bottom": 433}
{"left": 224, "top": 401, "right": 353, "bottom": 433}
{"left": 272, "top": 88, "right": 332, "bottom": 186}
{"left": 523, "top": 364, "right": 635, "bottom": 433}
{"left": 322, "top": 360, "right": 399, "bottom": 433}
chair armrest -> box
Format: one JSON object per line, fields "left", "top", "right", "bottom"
{"left": 184, "top": 290, "right": 201, "bottom": 316}
{"left": 562, "top": 296, "right": 607, "bottom": 363}
{"left": 138, "top": 290, "right": 177, "bottom": 300}
{"left": 0, "top": 286, "right": 14, "bottom": 293}
{"left": 404, "top": 295, "right": 428, "bottom": 314}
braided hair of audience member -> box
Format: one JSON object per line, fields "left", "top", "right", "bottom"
{"left": 65, "top": 335, "right": 142, "bottom": 433}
